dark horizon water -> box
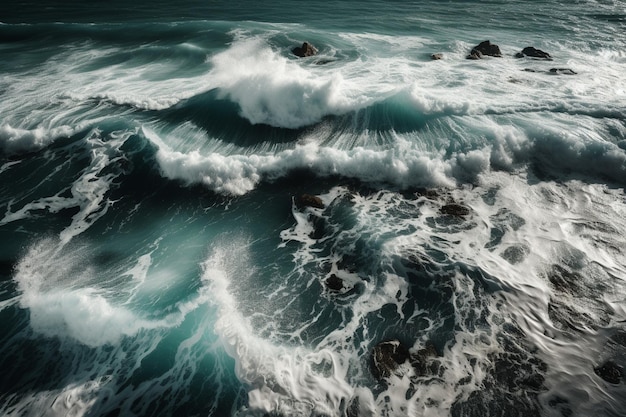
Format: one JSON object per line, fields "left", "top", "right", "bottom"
{"left": 1, "top": 1, "right": 626, "bottom": 416}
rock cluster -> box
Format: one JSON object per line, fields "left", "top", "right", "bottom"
{"left": 291, "top": 40, "right": 576, "bottom": 76}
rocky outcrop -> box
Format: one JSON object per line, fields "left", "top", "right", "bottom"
{"left": 293, "top": 194, "right": 326, "bottom": 239}
{"left": 440, "top": 203, "right": 470, "bottom": 217}
{"left": 410, "top": 341, "right": 441, "bottom": 377}
{"left": 370, "top": 340, "right": 410, "bottom": 379}
{"left": 467, "top": 40, "right": 502, "bottom": 59}
{"left": 371, "top": 339, "right": 442, "bottom": 380}
{"left": 515, "top": 46, "right": 552, "bottom": 59}
{"left": 325, "top": 274, "right": 343, "bottom": 291}
{"left": 296, "top": 194, "right": 324, "bottom": 209}
{"left": 595, "top": 361, "right": 623, "bottom": 384}
{"left": 292, "top": 42, "right": 318, "bottom": 58}
{"left": 414, "top": 188, "right": 440, "bottom": 199}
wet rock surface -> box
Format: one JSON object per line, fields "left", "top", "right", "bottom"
{"left": 440, "top": 203, "right": 470, "bottom": 217}
{"left": 292, "top": 41, "right": 318, "bottom": 57}
{"left": 325, "top": 274, "right": 343, "bottom": 291}
{"left": 595, "top": 361, "right": 623, "bottom": 384}
{"left": 467, "top": 40, "right": 502, "bottom": 59}
{"left": 296, "top": 193, "right": 325, "bottom": 209}
{"left": 370, "top": 340, "right": 410, "bottom": 379}
{"left": 515, "top": 46, "right": 552, "bottom": 59}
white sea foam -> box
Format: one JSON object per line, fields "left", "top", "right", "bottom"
{"left": 206, "top": 37, "right": 363, "bottom": 129}
{"left": 0, "top": 129, "right": 133, "bottom": 244}
{"left": 262, "top": 175, "right": 626, "bottom": 415}
{"left": 13, "top": 234, "right": 216, "bottom": 347}
{"left": 0, "top": 123, "right": 78, "bottom": 154}
{"left": 2, "top": 12, "right": 626, "bottom": 417}
{"left": 14, "top": 238, "right": 143, "bottom": 347}
{"left": 207, "top": 189, "right": 512, "bottom": 416}
{"left": 204, "top": 238, "right": 358, "bottom": 416}
{"left": 0, "top": 41, "right": 213, "bottom": 156}
{"left": 202, "top": 29, "right": 626, "bottom": 130}
{"left": 146, "top": 116, "right": 626, "bottom": 197}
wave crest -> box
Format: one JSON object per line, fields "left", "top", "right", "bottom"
{"left": 208, "top": 38, "right": 365, "bottom": 129}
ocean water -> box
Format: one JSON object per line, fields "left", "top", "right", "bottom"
{"left": 1, "top": 1, "right": 626, "bottom": 416}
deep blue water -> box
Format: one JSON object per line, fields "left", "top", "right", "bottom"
{"left": 1, "top": 1, "right": 626, "bottom": 416}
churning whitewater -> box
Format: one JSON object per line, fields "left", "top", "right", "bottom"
{"left": 1, "top": 1, "right": 625, "bottom": 416}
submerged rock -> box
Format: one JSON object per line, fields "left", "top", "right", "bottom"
{"left": 295, "top": 194, "right": 324, "bottom": 209}
{"left": 515, "top": 46, "right": 552, "bottom": 59}
{"left": 292, "top": 42, "right": 318, "bottom": 57}
{"left": 370, "top": 340, "right": 410, "bottom": 379}
{"left": 293, "top": 194, "right": 327, "bottom": 239}
{"left": 440, "top": 203, "right": 470, "bottom": 217}
{"left": 325, "top": 274, "right": 343, "bottom": 291}
{"left": 594, "top": 361, "right": 623, "bottom": 384}
{"left": 414, "top": 188, "right": 440, "bottom": 199}
{"left": 346, "top": 393, "right": 376, "bottom": 417}
{"left": 549, "top": 68, "right": 577, "bottom": 75}
{"left": 467, "top": 40, "right": 502, "bottom": 59}
{"left": 410, "top": 341, "right": 441, "bottom": 377}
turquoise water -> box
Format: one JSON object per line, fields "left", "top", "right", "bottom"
{"left": 1, "top": 1, "right": 626, "bottom": 416}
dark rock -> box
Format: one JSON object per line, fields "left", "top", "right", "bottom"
{"left": 515, "top": 46, "right": 552, "bottom": 59}
{"left": 431, "top": 53, "right": 443, "bottom": 60}
{"left": 410, "top": 341, "right": 441, "bottom": 377}
{"left": 292, "top": 42, "right": 318, "bottom": 58}
{"left": 414, "top": 188, "right": 439, "bottom": 199}
{"left": 325, "top": 274, "right": 343, "bottom": 291}
{"left": 416, "top": 341, "right": 438, "bottom": 358}
{"left": 467, "top": 40, "right": 502, "bottom": 59}
{"left": 609, "top": 330, "right": 626, "bottom": 347}
{"left": 594, "top": 361, "right": 623, "bottom": 384}
{"left": 309, "top": 215, "right": 327, "bottom": 240}
{"left": 295, "top": 194, "right": 324, "bottom": 209}
{"left": 440, "top": 203, "right": 470, "bottom": 217}
{"left": 523, "top": 68, "right": 540, "bottom": 72}
{"left": 547, "top": 397, "right": 573, "bottom": 417}
{"left": 549, "top": 68, "right": 577, "bottom": 75}
{"left": 371, "top": 340, "right": 410, "bottom": 379}
{"left": 522, "top": 373, "right": 546, "bottom": 391}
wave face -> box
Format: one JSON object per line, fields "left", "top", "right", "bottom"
{"left": 1, "top": 1, "right": 626, "bottom": 416}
